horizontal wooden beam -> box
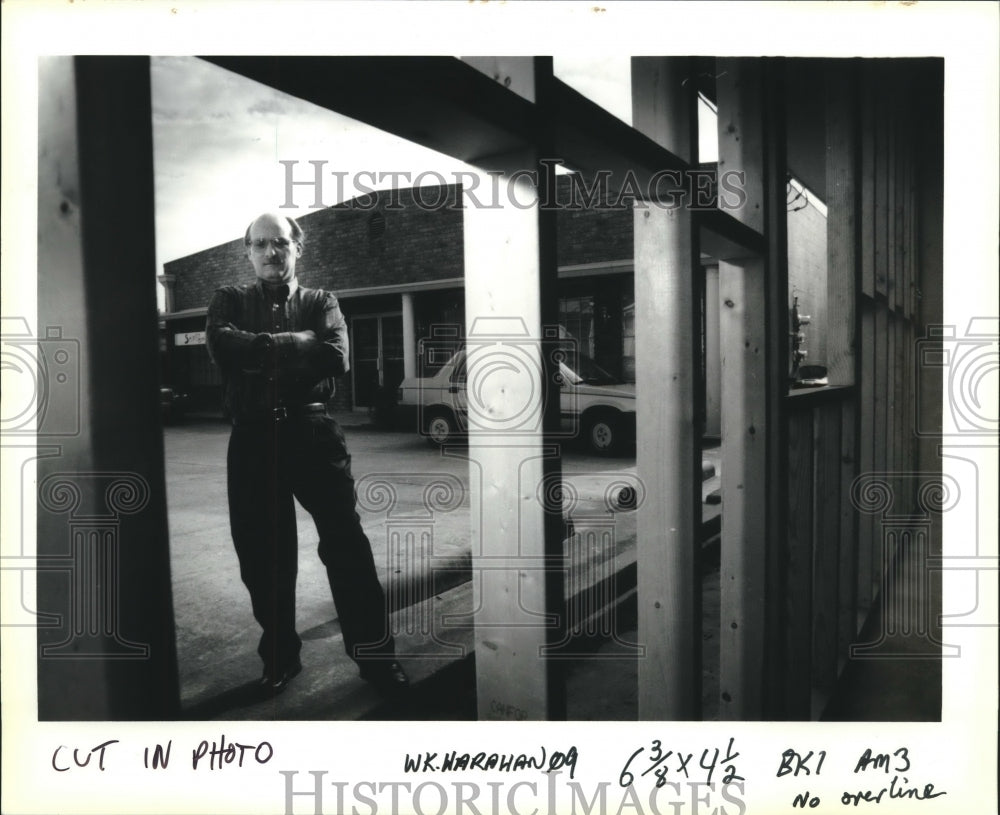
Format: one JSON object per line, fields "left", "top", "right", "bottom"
{"left": 203, "top": 56, "right": 536, "bottom": 168}
{"left": 698, "top": 208, "right": 768, "bottom": 261}
{"left": 552, "top": 72, "right": 688, "bottom": 182}
{"left": 202, "top": 56, "right": 691, "bottom": 199}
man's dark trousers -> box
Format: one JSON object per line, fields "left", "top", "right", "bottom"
{"left": 226, "top": 411, "right": 393, "bottom": 675}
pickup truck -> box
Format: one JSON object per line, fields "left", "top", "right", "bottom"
{"left": 396, "top": 348, "right": 636, "bottom": 455}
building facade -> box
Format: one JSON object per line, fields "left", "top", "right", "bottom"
{"left": 161, "top": 175, "right": 826, "bottom": 428}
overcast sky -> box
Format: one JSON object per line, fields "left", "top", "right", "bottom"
{"left": 151, "top": 56, "right": 471, "bottom": 291}
{"left": 150, "top": 56, "right": 715, "bottom": 309}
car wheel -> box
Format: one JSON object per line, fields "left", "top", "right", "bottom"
{"left": 425, "top": 411, "right": 458, "bottom": 446}
{"left": 586, "top": 413, "right": 620, "bottom": 455}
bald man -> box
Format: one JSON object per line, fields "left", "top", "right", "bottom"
{"left": 206, "top": 212, "right": 408, "bottom": 697}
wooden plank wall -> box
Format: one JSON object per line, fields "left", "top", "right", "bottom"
{"left": 785, "top": 404, "right": 815, "bottom": 717}
{"left": 837, "top": 397, "right": 858, "bottom": 662}
{"left": 779, "top": 61, "right": 923, "bottom": 718}
{"left": 811, "top": 400, "right": 842, "bottom": 707}
{"left": 784, "top": 390, "right": 856, "bottom": 719}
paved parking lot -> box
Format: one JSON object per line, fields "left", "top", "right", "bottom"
{"left": 164, "top": 414, "right": 687, "bottom": 716}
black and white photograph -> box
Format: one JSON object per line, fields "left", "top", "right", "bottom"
{"left": 2, "top": 2, "right": 997, "bottom": 814}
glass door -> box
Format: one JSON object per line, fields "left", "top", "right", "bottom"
{"left": 351, "top": 313, "right": 404, "bottom": 408}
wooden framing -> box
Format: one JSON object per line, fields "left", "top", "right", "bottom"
{"left": 873, "top": 305, "right": 889, "bottom": 592}
{"left": 631, "top": 58, "right": 702, "bottom": 720}
{"left": 761, "top": 59, "right": 792, "bottom": 719}
{"left": 837, "top": 397, "right": 859, "bottom": 657}
{"left": 704, "top": 264, "right": 722, "bottom": 438}
{"left": 811, "top": 403, "right": 842, "bottom": 713}
{"left": 714, "top": 59, "right": 786, "bottom": 720}
{"left": 883, "top": 65, "right": 899, "bottom": 311}
{"left": 785, "top": 405, "right": 814, "bottom": 718}
{"left": 824, "top": 63, "right": 862, "bottom": 669}
{"left": 461, "top": 59, "right": 567, "bottom": 720}
{"left": 892, "top": 310, "right": 901, "bottom": 528}
{"left": 36, "top": 52, "right": 944, "bottom": 722}
{"left": 718, "top": 258, "right": 768, "bottom": 718}
{"left": 860, "top": 78, "right": 876, "bottom": 300}
{"left": 824, "top": 63, "right": 858, "bottom": 387}
{"left": 874, "top": 74, "right": 889, "bottom": 299}
{"left": 36, "top": 57, "right": 179, "bottom": 719}
{"left": 463, "top": 158, "right": 565, "bottom": 718}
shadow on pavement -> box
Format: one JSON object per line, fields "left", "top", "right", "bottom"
{"left": 360, "top": 657, "right": 478, "bottom": 721}
{"left": 182, "top": 680, "right": 274, "bottom": 719}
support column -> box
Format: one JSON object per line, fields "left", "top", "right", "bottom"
{"left": 824, "top": 64, "right": 858, "bottom": 387}
{"left": 718, "top": 257, "right": 768, "bottom": 718}
{"left": 463, "top": 58, "right": 565, "bottom": 721}
{"left": 714, "top": 59, "right": 781, "bottom": 719}
{"left": 401, "top": 291, "right": 417, "bottom": 379}
{"left": 158, "top": 273, "right": 176, "bottom": 314}
{"left": 631, "top": 57, "right": 701, "bottom": 720}
{"left": 704, "top": 263, "right": 721, "bottom": 438}
{"left": 34, "top": 57, "right": 178, "bottom": 719}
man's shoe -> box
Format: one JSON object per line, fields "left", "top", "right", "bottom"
{"left": 259, "top": 659, "right": 302, "bottom": 694}
{"left": 359, "top": 660, "right": 410, "bottom": 695}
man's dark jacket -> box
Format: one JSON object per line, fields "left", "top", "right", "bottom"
{"left": 206, "top": 281, "right": 349, "bottom": 417}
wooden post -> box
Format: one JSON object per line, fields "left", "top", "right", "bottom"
{"left": 914, "top": 62, "right": 944, "bottom": 478}
{"left": 717, "top": 257, "right": 768, "bottom": 718}
{"left": 704, "top": 264, "right": 722, "bottom": 438}
{"left": 860, "top": 78, "right": 876, "bottom": 301}
{"left": 892, "top": 66, "right": 907, "bottom": 316}
{"left": 825, "top": 64, "right": 858, "bottom": 387}
{"left": 35, "top": 57, "right": 179, "bottom": 719}
{"left": 838, "top": 397, "right": 859, "bottom": 658}
{"left": 825, "top": 62, "right": 861, "bottom": 673}
{"left": 811, "top": 402, "right": 842, "bottom": 714}
{"left": 464, "top": 159, "right": 562, "bottom": 720}
{"left": 857, "top": 302, "right": 876, "bottom": 623}
{"left": 882, "top": 82, "right": 899, "bottom": 311}
{"left": 886, "top": 313, "right": 897, "bottom": 530}
{"left": 874, "top": 77, "right": 889, "bottom": 299}
{"left": 463, "top": 59, "right": 566, "bottom": 721}
{"left": 714, "top": 59, "right": 780, "bottom": 719}
{"left": 761, "top": 59, "right": 791, "bottom": 718}
{"left": 896, "top": 315, "right": 908, "bottom": 504}
{"left": 785, "top": 405, "right": 814, "bottom": 718}
{"left": 631, "top": 58, "right": 702, "bottom": 719}
{"left": 873, "top": 305, "right": 889, "bottom": 595}
{"left": 401, "top": 292, "right": 416, "bottom": 380}
{"left": 856, "top": 67, "right": 877, "bottom": 628}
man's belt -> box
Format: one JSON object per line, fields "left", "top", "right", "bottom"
{"left": 233, "top": 403, "right": 327, "bottom": 425}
